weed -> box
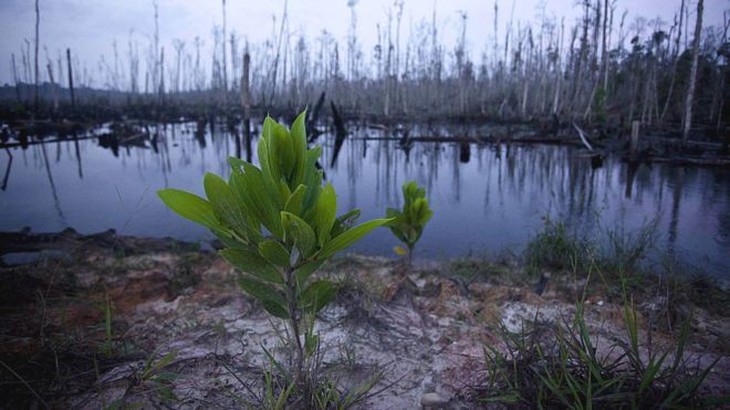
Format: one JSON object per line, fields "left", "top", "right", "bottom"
{"left": 524, "top": 216, "right": 592, "bottom": 274}
{"left": 602, "top": 220, "right": 657, "bottom": 274}
{"left": 97, "top": 289, "right": 115, "bottom": 357}
{"left": 467, "top": 275, "right": 722, "bottom": 409}
{"left": 221, "top": 337, "right": 387, "bottom": 409}
{"left": 103, "top": 349, "right": 181, "bottom": 408}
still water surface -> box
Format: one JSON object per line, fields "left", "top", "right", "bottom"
{"left": 1, "top": 121, "right": 728, "bottom": 278}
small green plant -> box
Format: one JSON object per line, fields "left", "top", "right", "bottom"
{"left": 104, "top": 349, "right": 180, "bottom": 409}
{"left": 468, "top": 277, "right": 721, "bottom": 409}
{"left": 157, "top": 112, "right": 390, "bottom": 403}
{"left": 96, "top": 288, "right": 116, "bottom": 357}
{"left": 386, "top": 181, "right": 433, "bottom": 264}
{"left": 524, "top": 216, "right": 590, "bottom": 273}
{"left": 136, "top": 349, "right": 180, "bottom": 403}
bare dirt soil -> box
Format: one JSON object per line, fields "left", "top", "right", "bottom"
{"left": 1, "top": 230, "right": 728, "bottom": 408}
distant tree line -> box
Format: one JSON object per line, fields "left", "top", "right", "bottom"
{"left": 5, "top": 0, "right": 729, "bottom": 139}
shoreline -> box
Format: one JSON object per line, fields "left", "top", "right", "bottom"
{"left": 2, "top": 227, "right": 728, "bottom": 285}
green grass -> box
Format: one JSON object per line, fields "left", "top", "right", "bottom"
{"left": 524, "top": 216, "right": 592, "bottom": 274}
{"left": 466, "top": 218, "right": 728, "bottom": 408}
{"left": 468, "top": 289, "right": 723, "bottom": 409}
{"left": 523, "top": 216, "right": 657, "bottom": 280}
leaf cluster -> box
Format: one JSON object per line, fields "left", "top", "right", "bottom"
{"left": 158, "top": 111, "right": 389, "bottom": 319}
{"left": 386, "top": 181, "right": 433, "bottom": 256}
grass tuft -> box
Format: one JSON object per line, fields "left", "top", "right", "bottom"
{"left": 466, "top": 273, "right": 724, "bottom": 409}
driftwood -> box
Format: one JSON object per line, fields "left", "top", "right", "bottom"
{"left": 572, "top": 121, "right": 594, "bottom": 151}
{"left": 1, "top": 148, "right": 11, "bottom": 191}
{"left": 1, "top": 134, "right": 97, "bottom": 149}
{"left": 307, "top": 92, "right": 326, "bottom": 139}
{"left": 330, "top": 101, "right": 347, "bottom": 167}
{"left": 459, "top": 141, "right": 471, "bottom": 163}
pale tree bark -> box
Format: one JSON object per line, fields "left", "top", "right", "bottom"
{"left": 661, "top": 0, "right": 685, "bottom": 124}
{"left": 602, "top": 0, "right": 612, "bottom": 92}
{"left": 552, "top": 18, "right": 565, "bottom": 115}
{"left": 34, "top": 0, "right": 40, "bottom": 113}
{"left": 221, "top": 0, "right": 228, "bottom": 107}
{"left": 682, "top": 0, "right": 703, "bottom": 144}
{"left": 717, "top": 12, "right": 729, "bottom": 131}
{"left": 11, "top": 54, "right": 20, "bottom": 101}
{"left": 66, "top": 48, "right": 76, "bottom": 108}
{"left": 268, "top": 0, "right": 288, "bottom": 108}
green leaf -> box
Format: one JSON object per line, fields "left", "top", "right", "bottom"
{"left": 213, "top": 230, "right": 247, "bottom": 250}
{"left": 270, "top": 121, "right": 295, "bottom": 179}
{"left": 294, "top": 259, "right": 325, "bottom": 286}
{"left": 236, "top": 274, "right": 289, "bottom": 319}
{"left": 151, "top": 350, "right": 178, "bottom": 372}
{"left": 277, "top": 179, "right": 293, "bottom": 206}
{"left": 302, "top": 146, "right": 323, "bottom": 211}
{"left": 313, "top": 183, "right": 337, "bottom": 246}
{"left": 158, "top": 189, "right": 223, "bottom": 231}
{"left": 385, "top": 207, "right": 401, "bottom": 220}
{"left": 331, "top": 209, "right": 361, "bottom": 237}
{"left": 301, "top": 280, "right": 337, "bottom": 314}
{"left": 258, "top": 240, "right": 291, "bottom": 269}
{"left": 290, "top": 110, "right": 308, "bottom": 187}
{"left": 260, "top": 299, "right": 290, "bottom": 319}
{"left": 231, "top": 163, "right": 283, "bottom": 237}
{"left": 412, "top": 198, "right": 433, "bottom": 225}
{"left": 284, "top": 184, "right": 307, "bottom": 215}
{"left": 204, "top": 172, "right": 259, "bottom": 244}
{"left": 150, "top": 372, "right": 180, "bottom": 382}
{"left": 281, "top": 211, "right": 317, "bottom": 259}
{"left": 318, "top": 218, "right": 392, "bottom": 260}
{"left": 220, "top": 248, "right": 283, "bottom": 284}
{"left": 305, "top": 333, "right": 319, "bottom": 357}
{"left": 259, "top": 117, "right": 278, "bottom": 182}
{"left": 227, "top": 156, "right": 247, "bottom": 172}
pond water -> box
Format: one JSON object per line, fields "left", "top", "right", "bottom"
{"left": 1, "top": 121, "right": 729, "bottom": 279}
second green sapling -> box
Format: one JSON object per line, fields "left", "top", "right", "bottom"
{"left": 386, "top": 181, "right": 433, "bottom": 265}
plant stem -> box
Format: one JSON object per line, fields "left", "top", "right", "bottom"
{"left": 285, "top": 267, "right": 304, "bottom": 387}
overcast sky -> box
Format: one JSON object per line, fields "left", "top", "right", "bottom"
{"left": 1, "top": 0, "right": 728, "bottom": 86}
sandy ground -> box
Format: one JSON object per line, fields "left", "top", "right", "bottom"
{"left": 1, "top": 229, "right": 728, "bottom": 408}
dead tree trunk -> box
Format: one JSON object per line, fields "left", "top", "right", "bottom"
{"left": 682, "top": 0, "right": 703, "bottom": 144}
{"left": 307, "top": 91, "right": 326, "bottom": 137}
{"left": 221, "top": 0, "right": 228, "bottom": 109}
{"left": 552, "top": 19, "right": 565, "bottom": 115}
{"left": 660, "top": 0, "right": 685, "bottom": 123}
{"left": 158, "top": 47, "right": 165, "bottom": 106}
{"left": 330, "top": 100, "right": 347, "bottom": 167}
{"left": 66, "top": 48, "right": 76, "bottom": 109}
{"left": 46, "top": 62, "right": 58, "bottom": 113}
{"left": 240, "top": 52, "right": 252, "bottom": 162}
{"left": 11, "top": 54, "right": 20, "bottom": 102}
{"left": 34, "top": 0, "right": 40, "bottom": 114}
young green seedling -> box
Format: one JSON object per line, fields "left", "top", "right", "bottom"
{"left": 386, "top": 181, "right": 433, "bottom": 265}
{"left": 157, "top": 111, "right": 390, "bottom": 392}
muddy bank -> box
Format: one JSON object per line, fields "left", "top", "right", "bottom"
{"left": 1, "top": 229, "right": 728, "bottom": 408}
